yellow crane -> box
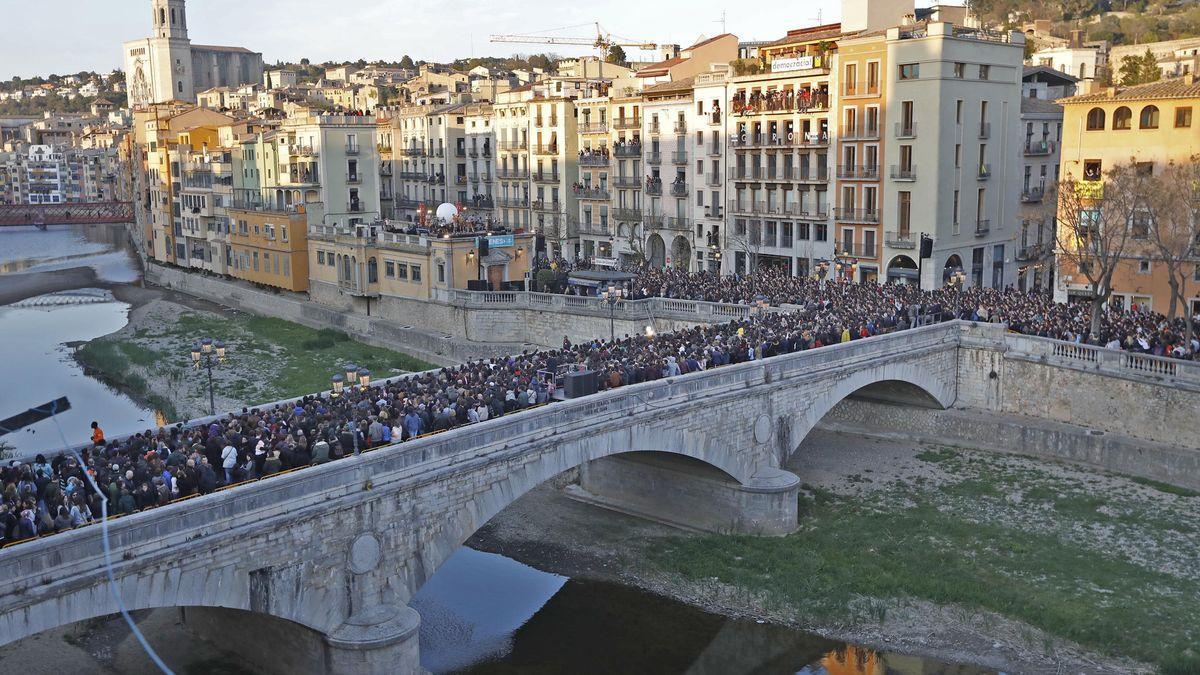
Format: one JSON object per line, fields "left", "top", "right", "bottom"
{"left": 490, "top": 22, "right": 658, "bottom": 78}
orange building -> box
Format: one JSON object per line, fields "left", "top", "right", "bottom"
{"left": 225, "top": 204, "right": 310, "bottom": 292}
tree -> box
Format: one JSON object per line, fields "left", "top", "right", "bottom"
{"left": 1142, "top": 158, "right": 1200, "bottom": 340}
{"left": 300, "top": 58, "right": 311, "bottom": 66}
{"left": 1050, "top": 163, "right": 1148, "bottom": 341}
{"left": 1119, "top": 49, "right": 1161, "bottom": 86}
{"left": 606, "top": 45, "right": 627, "bottom": 66}
{"left": 399, "top": 55, "right": 415, "bottom": 69}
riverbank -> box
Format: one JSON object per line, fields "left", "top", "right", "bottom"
{"left": 0, "top": 265, "right": 111, "bottom": 306}
{"left": 74, "top": 291, "right": 436, "bottom": 422}
{"left": 470, "top": 427, "right": 1199, "bottom": 674}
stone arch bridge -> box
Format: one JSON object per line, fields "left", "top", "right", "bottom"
{"left": 2, "top": 321, "right": 1194, "bottom": 673}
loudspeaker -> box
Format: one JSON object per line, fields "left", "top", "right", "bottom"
{"left": 467, "top": 280, "right": 490, "bottom": 291}
{"left": 535, "top": 234, "right": 546, "bottom": 253}
{"left": 478, "top": 237, "right": 490, "bottom": 256}
{"left": 920, "top": 234, "right": 933, "bottom": 259}
{"left": 564, "top": 370, "right": 599, "bottom": 399}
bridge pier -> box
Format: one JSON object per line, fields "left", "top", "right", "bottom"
{"left": 325, "top": 605, "right": 424, "bottom": 674}
{"left": 570, "top": 453, "right": 800, "bottom": 535}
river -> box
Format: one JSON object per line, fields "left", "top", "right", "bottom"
{"left": 0, "top": 224, "right": 993, "bottom": 674}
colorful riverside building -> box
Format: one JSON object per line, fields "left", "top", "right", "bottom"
{"left": 1055, "top": 76, "right": 1200, "bottom": 316}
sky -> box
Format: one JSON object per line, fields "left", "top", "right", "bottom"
{"left": 1, "top": 0, "right": 852, "bottom": 80}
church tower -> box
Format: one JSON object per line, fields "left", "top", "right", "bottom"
{"left": 152, "top": 0, "right": 189, "bottom": 40}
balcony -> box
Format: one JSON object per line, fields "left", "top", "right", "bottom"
{"left": 499, "top": 197, "right": 530, "bottom": 208}
{"left": 574, "top": 186, "right": 610, "bottom": 200}
{"left": 799, "top": 132, "right": 830, "bottom": 147}
{"left": 398, "top": 170, "right": 424, "bottom": 180}
{"left": 670, "top": 182, "right": 688, "bottom": 197}
{"left": 532, "top": 199, "right": 560, "bottom": 212}
{"left": 890, "top": 165, "right": 916, "bottom": 181}
{"left": 1016, "top": 242, "right": 1046, "bottom": 261}
{"left": 663, "top": 216, "right": 690, "bottom": 231}
{"left": 836, "top": 165, "right": 879, "bottom": 180}
{"left": 533, "top": 144, "right": 559, "bottom": 156}
{"left": 499, "top": 140, "right": 528, "bottom": 151}
{"left": 706, "top": 173, "right": 722, "bottom": 187}
{"left": 1021, "top": 187, "right": 1044, "bottom": 203}
{"left": 834, "top": 240, "right": 878, "bottom": 258}
{"left": 376, "top": 143, "right": 392, "bottom": 154}
{"left": 885, "top": 231, "right": 916, "bottom": 249}
{"left": 454, "top": 147, "right": 467, "bottom": 158}
{"left": 671, "top": 151, "right": 688, "bottom": 165}
{"left": 895, "top": 122, "right": 917, "bottom": 139}
{"left": 613, "top": 207, "right": 641, "bottom": 221}
{"left": 842, "top": 82, "right": 880, "bottom": 96}
{"left": 577, "top": 220, "right": 611, "bottom": 236}
{"left": 613, "top": 117, "right": 641, "bottom": 130}
{"left": 613, "top": 176, "right": 641, "bottom": 190}
{"left": 455, "top": 175, "right": 468, "bottom": 185}
{"left": 709, "top": 111, "right": 722, "bottom": 125}
{"left": 348, "top": 200, "right": 363, "bottom": 213}
{"left": 731, "top": 91, "right": 829, "bottom": 115}
{"left": 379, "top": 163, "right": 393, "bottom": 177}
{"left": 643, "top": 213, "right": 664, "bottom": 227}
{"left": 580, "top": 154, "right": 610, "bottom": 167}
{"left": 1024, "top": 140, "right": 1056, "bottom": 156}
{"left": 291, "top": 145, "right": 318, "bottom": 157}
{"left": 673, "top": 120, "right": 687, "bottom": 134}
{"left": 975, "top": 219, "right": 991, "bottom": 235}
{"left": 833, "top": 208, "right": 879, "bottom": 224}
{"left": 704, "top": 206, "right": 723, "bottom": 219}
{"left": 400, "top": 147, "right": 425, "bottom": 157}
{"left": 978, "top": 122, "right": 991, "bottom": 139}
{"left": 646, "top": 151, "right": 662, "bottom": 164}
{"left": 425, "top": 173, "right": 444, "bottom": 184}
{"left": 840, "top": 125, "right": 880, "bottom": 142}
{"left": 648, "top": 122, "right": 662, "bottom": 135}
{"left": 799, "top": 167, "right": 829, "bottom": 182}
{"left": 433, "top": 149, "right": 445, "bottom": 158}
{"left": 613, "top": 144, "right": 642, "bottom": 158}
{"left": 345, "top": 145, "right": 360, "bottom": 156}
{"left": 496, "top": 167, "right": 529, "bottom": 180}
{"left": 707, "top": 144, "right": 721, "bottom": 157}
{"left": 532, "top": 171, "right": 560, "bottom": 183}
{"left": 645, "top": 180, "right": 663, "bottom": 196}
{"left": 580, "top": 122, "right": 608, "bottom": 134}
{"left": 346, "top": 172, "right": 362, "bottom": 184}
{"left": 977, "top": 164, "right": 992, "bottom": 180}
{"left": 395, "top": 197, "right": 422, "bottom": 209}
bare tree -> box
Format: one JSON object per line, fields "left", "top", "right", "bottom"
{"left": 1143, "top": 157, "right": 1200, "bottom": 341}
{"left": 1051, "top": 162, "right": 1148, "bottom": 341}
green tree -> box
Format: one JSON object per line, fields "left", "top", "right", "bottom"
{"left": 606, "top": 44, "right": 627, "bottom": 65}
{"left": 1119, "top": 49, "right": 1161, "bottom": 86}
{"left": 399, "top": 55, "right": 415, "bottom": 69}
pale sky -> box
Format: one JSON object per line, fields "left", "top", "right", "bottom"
{"left": 2, "top": 0, "right": 855, "bottom": 80}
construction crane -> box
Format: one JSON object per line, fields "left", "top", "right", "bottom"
{"left": 490, "top": 22, "right": 658, "bottom": 79}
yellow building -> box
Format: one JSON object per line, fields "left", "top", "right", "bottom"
{"left": 1056, "top": 77, "right": 1200, "bottom": 315}
{"left": 225, "top": 204, "right": 310, "bottom": 292}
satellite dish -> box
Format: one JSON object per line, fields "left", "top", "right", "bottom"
{"left": 435, "top": 203, "right": 458, "bottom": 222}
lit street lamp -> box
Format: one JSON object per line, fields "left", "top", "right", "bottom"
{"left": 948, "top": 268, "right": 967, "bottom": 318}
{"left": 600, "top": 284, "right": 624, "bottom": 342}
{"left": 189, "top": 337, "right": 227, "bottom": 416}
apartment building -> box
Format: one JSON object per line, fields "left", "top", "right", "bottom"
{"left": 726, "top": 26, "right": 836, "bottom": 277}
{"left": 574, "top": 95, "right": 614, "bottom": 259}
{"left": 832, "top": 31, "right": 889, "bottom": 282}
{"left": 0, "top": 144, "right": 120, "bottom": 205}
{"left": 693, "top": 71, "right": 730, "bottom": 272}
{"left": 882, "top": 22, "right": 1026, "bottom": 289}
{"left": 609, "top": 95, "right": 645, "bottom": 265}
{"left": 390, "top": 104, "right": 468, "bottom": 223}
{"left": 1015, "top": 97, "right": 1062, "bottom": 291}
{"left": 642, "top": 78, "right": 699, "bottom": 269}
{"left": 226, "top": 205, "right": 310, "bottom": 292}
{"left": 273, "top": 114, "right": 382, "bottom": 228}
{"left": 1055, "top": 77, "right": 1200, "bottom": 315}
{"left": 529, "top": 90, "right": 580, "bottom": 257}
{"left": 463, "top": 103, "right": 495, "bottom": 214}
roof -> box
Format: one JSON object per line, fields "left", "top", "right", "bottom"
{"left": 1060, "top": 76, "right": 1200, "bottom": 105}
{"left": 636, "top": 57, "right": 685, "bottom": 78}
{"left": 1021, "top": 97, "right": 1063, "bottom": 115}
{"left": 685, "top": 33, "right": 734, "bottom": 51}
{"left": 91, "top": 98, "right": 113, "bottom": 105}
{"left": 764, "top": 24, "right": 844, "bottom": 48}
{"left": 1022, "top": 65, "right": 1080, "bottom": 84}
{"left": 642, "top": 76, "right": 696, "bottom": 95}
{"left": 191, "top": 44, "right": 259, "bottom": 55}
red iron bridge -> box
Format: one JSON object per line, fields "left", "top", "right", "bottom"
{"left": 0, "top": 202, "right": 134, "bottom": 228}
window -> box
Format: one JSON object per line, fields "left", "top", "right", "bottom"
{"left": 437, "top": 262, "right": 446, "bottom": 283}
{"left": 1113, "top": 106, "right": 1132, "bottom": 130}
{"left": 385, "top": 260, "right": 395, "bottom": 278}
{"left": 396, "top": 263, "right": 408, "bottom": 280}
{"left": 1136, "top": 104, "right": 1160, "bottom": 129}
{"left": 898, "top": 191, "right": 912, "bottom": 235}
{"left": 317, "top": 250, "right": 325, "bottom": 265}
{"left": 978, "top": 64, "right": 990, "bottom": 80}
{"left": 898, "top": 63, "right": 919, "bottom": 80}
{"left": 953, "top": 62, "right": 965, "bottom": 78}
{"left": 1139, "top": 260, "right": 1151, "bottom": 274}
{"left": 1083, "top": 159, "right": 1102, "bottom": 181}
{"left": 1176, "top": 106, "right": 1193, "bottom": 128}
{"left": 411, "top": 265, "right": 422, "bottom": 282}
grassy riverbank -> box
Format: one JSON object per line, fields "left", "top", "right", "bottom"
{"left": 647, "top": 446, "right": 1200, "bottom": 673}
{"left": 77, "top": 299, "right": 435, "bottom": 421}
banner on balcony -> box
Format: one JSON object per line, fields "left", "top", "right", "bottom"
{"left": 771, "top": 56, "right": 815, "bottom": 73}
{"left": 484, "top": 234, "right": 515, "bottom": 248}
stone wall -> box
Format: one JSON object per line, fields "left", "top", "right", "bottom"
{"left": 825, "top": 399, "right": 1200, "bottom": 491}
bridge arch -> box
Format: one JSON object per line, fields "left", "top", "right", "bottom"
{"left": 787, "top": 359, "right": 956, "bottom": 459}
{"left": 413, "top": 421, "right": 768, "bottom": 594}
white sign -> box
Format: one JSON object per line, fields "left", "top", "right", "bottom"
{"left": 592, "top": 257, "right": 619, "bottom": 268}
{"left": 771, "top": 56, "right": 815, "bottom": 73}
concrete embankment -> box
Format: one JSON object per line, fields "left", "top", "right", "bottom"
{"left": 0, "top": 267, "right": 108, "bottom": 306}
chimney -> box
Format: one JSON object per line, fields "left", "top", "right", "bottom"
{"left": 1070, "top": 30, "right": 1083, "bottom": 48}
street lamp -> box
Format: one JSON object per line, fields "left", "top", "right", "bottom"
{"left": 344, "top": 364, "right": 359, "bottom": 387}
{"left": 330, "top": 374, "right": 345, "bottom": 398}
{"left": 600, "top": 284, "right": 624, "bottom": 342}
{"left": 948, "top": 268, "right": 967, "bottom": 318}
{"left": 189, "top": 337, "right": 227, "bottom": 416}
{"left": 357, "top": 368, "right": 372, "bottom": 388}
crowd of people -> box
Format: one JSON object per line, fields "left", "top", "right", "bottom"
{"left": 3, "top": 266, "right": 1197, "bottom": 546}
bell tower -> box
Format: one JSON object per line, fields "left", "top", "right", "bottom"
{"left": 152, "top": 0, "right": 189, "bottom": 40}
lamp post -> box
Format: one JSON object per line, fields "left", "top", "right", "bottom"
{"left": 600, "top": 284, "right": 624, "bottom": 342}
{"left": 948, "top": 268, "right": 967, "bottom": 318}
{"left": 189, "top": 337, "right": 227, "bottom": 416}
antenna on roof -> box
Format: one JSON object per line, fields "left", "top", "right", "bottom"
{"left": 715, "top": 10, "right": 726, "bottom": 34}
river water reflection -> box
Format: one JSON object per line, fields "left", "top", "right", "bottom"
{"left": 415, "top": 548, "right": 995, "bottom": 675}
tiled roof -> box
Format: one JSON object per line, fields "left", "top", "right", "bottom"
{"left": 1022, "top": 65, "right": 1080, "bottom": 83}
{"left": 764, "top": 24, "right": 845, "bottom": 48}
{"left": 1021, "top": 97, "right": 1063, "bottom": 114}
{"left": 642, "top": 76, "right": 696, "bottom": 94}
{"left": 1060, "top": 76, "right": 1200, "bottom": 104}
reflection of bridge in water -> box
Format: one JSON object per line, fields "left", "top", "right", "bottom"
{"left": 0, "top": 202, "right": 133, "bottom": 227}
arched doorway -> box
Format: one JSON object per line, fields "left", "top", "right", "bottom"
{"left": 647, "top": 233, "right": 666, "bottom": 268}
{"left": 670, "top": 235, "right": 691, "bottom": 270}
{"left": 942, "top": 254, "right": 963, "bottom": 284}
{"left": 886, "top": 255, "right": 918, "bottom": 284}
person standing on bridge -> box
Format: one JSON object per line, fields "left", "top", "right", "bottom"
{"left": 90, "top": 421, "right": 105, "bottom": 447}
{"left": 220, "top": 442, "right": 238, "bottom": 485}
